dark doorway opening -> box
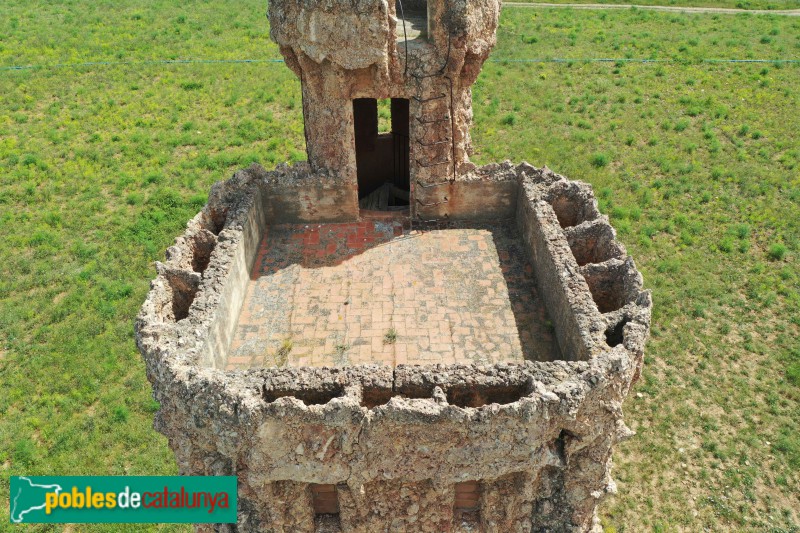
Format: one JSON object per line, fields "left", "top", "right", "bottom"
{"left": 353, "top": 98, "right": 410, "bottom": 211}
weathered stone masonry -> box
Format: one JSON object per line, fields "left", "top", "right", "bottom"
{"left": 136, "top": 162, "right": 651, "bottom": 532}
{"left": 136, "top": 0, "right": 651, "bottom": 530}
{"left": 269, "top": 0, "right": 501, "bottom": 217}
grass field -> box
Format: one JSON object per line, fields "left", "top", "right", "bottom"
{"left": 1, "top": 1, "right": 798, "bottom": 531}
{"left": 509, "top": 0, "right": 800, "bottom": 11}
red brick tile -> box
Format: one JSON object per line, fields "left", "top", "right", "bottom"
{"left": 229, "top": 220, "right": 557, "bottom": 368}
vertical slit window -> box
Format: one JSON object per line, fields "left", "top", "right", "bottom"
{"left": 311, "top": 484, "right": 341, "bottom": 532}
{"left": 454, "top": 481, "right": 481, "bottom": 523}
{"left": 310, "top": 484, "right": 339, "bottom": 515}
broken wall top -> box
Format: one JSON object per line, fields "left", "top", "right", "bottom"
{"left": 268, "top": 0, "right": 501, "bottom": 72}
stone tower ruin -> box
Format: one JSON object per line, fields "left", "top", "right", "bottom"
{"left": 135, "top": 0, "right": 652, "bottom": 531}
{"left": 270, "top": 0, "right": 500, "bottom": 217}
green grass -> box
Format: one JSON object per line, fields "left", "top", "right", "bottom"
{"left": 0, "top": 2, "right": 798, "bottom": 532}
{"left": 507, "top": 0, "right": 800, "bottom": 10}
{"left": 497, "top": 7, "right": 800, "bottom": 61}
{"left": 383, "top": 329, "right": 399, "bottom": 345}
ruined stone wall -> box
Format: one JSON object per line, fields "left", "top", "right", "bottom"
{"left": 136, "top": 162, "right": 651, "bottom": 532}
{"left": 268, "top": 0, "right": 502, "bottom": 217}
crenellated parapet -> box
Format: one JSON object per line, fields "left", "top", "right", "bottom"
{"left": 136, "top": 162, "right": 651, "bottom": 532}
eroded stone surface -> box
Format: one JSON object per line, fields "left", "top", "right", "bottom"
{"left": 136, "top": 162, "right": 651, "bottom": 532}
{"left": 269, "top": 0, "right": 502, "bottom": 219}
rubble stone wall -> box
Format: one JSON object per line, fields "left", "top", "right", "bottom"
{"left": 268, "top": 0, "right": 502, "bottom": 218}
{"left": 136, "top": 162, "right": 651, "bottom": 532}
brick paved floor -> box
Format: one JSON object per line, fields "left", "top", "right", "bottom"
{"left": 226, "top": 218, "right": 560, "bottom": 369}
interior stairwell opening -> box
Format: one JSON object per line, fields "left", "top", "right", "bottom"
{"left": 395, "top": 0, "right": 429, "bottom": 42}
{"left": 353, "top": 98, "right": 411, "bottom": 211}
